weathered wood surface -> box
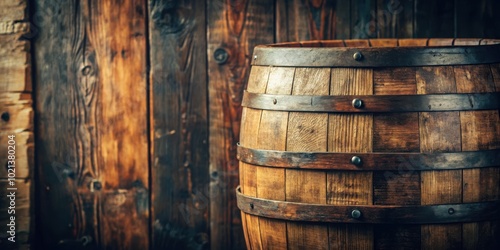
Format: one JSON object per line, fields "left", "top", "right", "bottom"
{"left": 0, "top": 0, "right": 32, "bottom": 249}
{"left": 20, "top": 0, "right": 500, "bottom": 249}
{"left": 373, "top": 65, "right": 421, "bottom": 250}
{"left": 148, "top": 1, "right": 210, "bottom": 249}
{"left": 34, "top": 0, "right": 149, "bottom": 249}
{"left": 207, "top": 0, "right": 274, "bottom": 249}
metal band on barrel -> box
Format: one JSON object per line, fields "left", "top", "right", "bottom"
{"left": 251, "top": 44, "right": 500, "bottom": 67}
{"left": 241, "top": 91, "right": 500, "bottom": 113}
{"left": 236, "top": 187, "right": 500, "bottom": 224}
{"left": 237, "top": 145, "right": 500, "bottom": 171}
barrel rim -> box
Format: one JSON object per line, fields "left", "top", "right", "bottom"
{"left": 251, "top": 39, "right": 500, "bottom": 67}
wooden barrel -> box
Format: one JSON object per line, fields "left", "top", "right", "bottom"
{"left": 237, "top": 38, "right": 500, "bottom": 250}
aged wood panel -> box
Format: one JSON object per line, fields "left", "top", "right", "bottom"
{"left": 327, "top": 68, "right": 373, "bottom": 249}
{"left": 285, "top": 68, "right": 329, "bottom": 249}
{"left": 276, "top": 0, "right": 345, "bottom": 41}
{"left": 414, "top": 0, "right": 454, "bottom": 38}
{"left": 207, "top": 0, "right": 274, "bottom": 249}
{"left": 34, "top": 0, "right": 149, "bottom": 248}
{"left": 0, "top": 0, "right": 32, "bottom": 249}
{"left": 455, "top": 64, "right": 500, "bottom": 249}
{"left": 376, "top": 0, "right": 414, "bottom": 38}
{"left": 456, "top": 0, "right": 500, "bottom": 38}
{"left": 351, "top": 0, "right": 377, "bottom": 38}
{"left": 148, "top": 1, "right": 209, "bottom": 249}
{"left": 0, "top": 35, "right": 32, "bottom": 180}
{"left": 256, "top": 67, "right": 294, "bottom": 249}
{"left": 417, "top": 66, "right": 462, "bottom": 250}
{"left": 373, "top": 66, "right": 420, "bottom": 249}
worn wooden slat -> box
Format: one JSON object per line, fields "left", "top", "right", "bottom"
{"left": 455, "top": 64, "right": 500, "bottom": 249}
{"left": 274, "top": 0, "right": 354, "bottom": 41}
{"left": 256, "top": 66, "right": 294, "bottom": 249}
{"left": 207, "top": 0, "right": 274, "bottom": 248}
{"left": 240, "top": 66, "right": 271, "bottom": 250}
{"left": 34, "top": 0, "right": 149, "bottom": 248}
{"left": 376, "top": 0, "right": 414, "bottom": 38}
{"left": 373, "top": 66, "right": 420, "bottom": 249}
{"left": 0, "top": 34, "right": 32, "bottom": 180}
{"left": 285, "top": 68, "right": 330, "bottom": 249}
{"left": 327, "top": 68, "right": 373, "bottom": 249}
{"left": 0, "top": 0, "right": 32, "bottom": 249}
{"left": 398, "top": 38, "right": 428, "bottom": 46}
{"left": 351, "top": 0, "right": 377, "bottom": 39}
{"left": 428, "top": 38, "right": 454, "bottom": 46}
{"left": 276, "top": 0, "right": 336, "bottom": 42}
{"left": 148, "top": 1, "right": 209, "bottom": 249}
{"left": 414, "top": 0, "right": 455, "bottom": 38}
{"left": 418, "top": 66, "right": 462, "bottom": 250}
{"left": 369, "top": 38, "right": 398, "bottom": 47}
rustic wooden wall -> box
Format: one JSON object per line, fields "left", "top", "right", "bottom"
{"left": 0, "top": 0, "right": 496, "bottom": 249}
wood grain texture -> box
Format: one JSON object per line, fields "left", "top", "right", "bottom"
{"left": 414, "top": 0, "right": 455, "bottom": 37}
{"left": 148, "top": 1, "right": 209, "bottom": 249}
{"left": 417, "top": 66, "right": 462, "bottom": 250}
{"left": 376, "top": 0, "right": 414, "bottom": 38}
{"left": 240, "top": 66, "right": 271, "bottom": 250}
{"left": 0, "top": 34, "right": 32, "bottom": 179}
{"left": 34, "top": 0, "right": 149, "bottom": 248}
{"left": 0, "top": 0, "right": 32, "bottom": 248}
{"left": 373, "top": 66, "right": 420, "bottom": 249}
{"left": 327, "top": 68, "right": 373, "bottom": 249}
{"left": 256, "top": 66, "right": 294, "bottom": 249}
{"left": 455, "top": 64, "right": 500, "bottom": 249}
{"left": 285, "top": 67, "right": 330, "bottom": 249}
{"left": 207, "top": 0, "right": 274, "bottom": 248}
{"left": 276, "top": 0, "right": 339, "bottom": 41}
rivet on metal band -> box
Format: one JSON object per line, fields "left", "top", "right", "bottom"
{"left": 352, "top": 98, "right": 363, "bottom": 109}
{"left": 353, "top": 52, "right": 363, "bottom": 61}
{"left": 351, "top": 156, "right": 362, "bottom": 166}
{"left": 351, "top": 209, "right": 362, "bottom": 219}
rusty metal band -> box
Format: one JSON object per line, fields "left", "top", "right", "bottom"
{"left": 236, "top": 187, "right": 500, "bottom": 224}
{"left": 237, "top": 146, "right": 500, "bottom": 171}
{"left": 251, "top": 44, "right": 500, "bottom": 67}
{"left": 242, "top": 91, "right": 500, "bottom": 113}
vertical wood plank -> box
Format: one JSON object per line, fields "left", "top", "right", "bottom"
{"left": 455, "top": 64, "right": 500, "bottom": 249}
{"left": 256, "top": 66, "right": 295, "bottom": 249}
{"left": 34, "top": 0, "right": 149, "bottom": 248}
{"left": 327, "top": 68, "right": 373, "bottom": 249}
{"left": 373, "top": 67, "right": 421, "bottom": 249}
{"left": 285, "top": 68, "right": 330, "bottom": 249}
{"left": 376, "top": 0, "right": 414, "bottom": 38}
{"left": 240, "top": 65, "right": 272, "bottom": 250}
{"left": 207, "top": 0, "right": 274, "bottom": 249}
{"left": 414, "top": 0, "right": 454, "bottom": 38}
{"left": 0, "top": 1, "right": 32, "bottom": 248}
{"left": 456, "top": 0, "right": 500, "bottom": 38}
{"left": 351, "top": 0, "right": 377, "bottom": 38}
{"left": 276, "top": 0, "right": 349, "bottom": 41}
{"left": 417, "top": 66, "right": 462, "bottom": 250}
{"left": 149, "top": 1, "right": 209, "bottom": 249}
